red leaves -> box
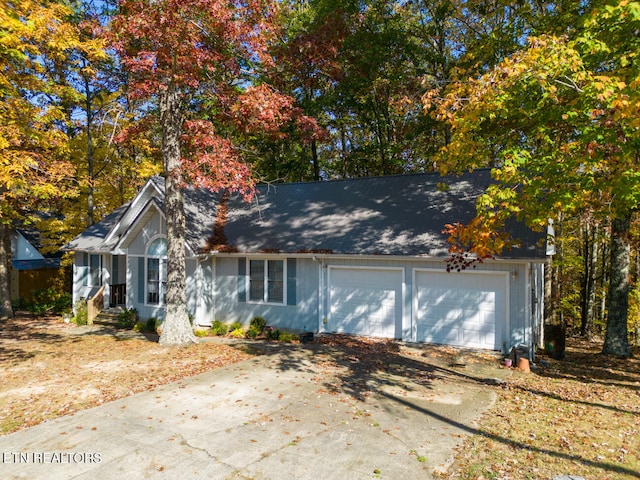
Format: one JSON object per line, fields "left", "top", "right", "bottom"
{"left": 232, "top": 85, "right": 295, "bottom": 139}
{"left": 181, "top": 120, "right": 254, "bottom": 199}
{"left": 110, "top": 0, "right": 278, "bottom": 97}
{"left": 110, "top": 0, "right": 319, "bottom": 195}
{"left": 230, "top": 84, "right": 326, "bottom": 144}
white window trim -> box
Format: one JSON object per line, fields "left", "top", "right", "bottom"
{"left": 145, "top": 235, "right": 167, "bottom": 307}
{"left": 246, "top": 258, "right": 287, "bottom": 305}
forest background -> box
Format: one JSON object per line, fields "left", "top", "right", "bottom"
{"left": 1, "top": 0, "right": 639, "bottom": 353}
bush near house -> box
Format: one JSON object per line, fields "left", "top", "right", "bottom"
{"left": 16, "top": 288, "right": 72, "bottom": 315}
{"left": 117, "top": 308, "right": 138, "bottom": 329}
{"left": 229, "top": 321, "right": 243, "bottom": 331}
{"left": 210, "top": 320, "right": 228, "bottom": 336}
{"left": 145, "top": 317, "right": 159, "bottom": 334}
{"left": 229, "top": 327, "right": 245, "bottom": 338}
{"left": 73, "top": 300, "right": 88, "bottom": 326}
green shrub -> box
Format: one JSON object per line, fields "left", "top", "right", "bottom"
{"left": 27, "top": 288, "right": 72, "bottom": 315}
{"left": 53, "top": 293, "right": 72, "bottom": 314}
{"left": 117, "top": 308, "right": 138, "bottom": 329}
{"left": 145, "top": 317, "right": 158, "bottom": 333}
{"left": 278, "top": 331, "right": 299, "bottom": 343}
{"left": 249, "top": 316, "right": 266, "bottom": 332}
{"left": 246, "top": 328, "right": 258, "bottom": 339}
{"left": 266, "top": 327, "right": 280, "bottom": 341}
{"left": 210, "top": 320, "right": 228, "bottom": 336}
{"left": 229, "top": 321, "right": 243, "bottom": 331}
{"left": 194, "top": 329, "right": 209, "bottom": 337}
{"left": 229, "top": 327, "right": 245, "bottom": 338}
{"left": 73, "top": 299, "right": 88, "bottom": 326}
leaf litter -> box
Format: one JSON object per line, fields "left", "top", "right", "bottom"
{"left": 2, "top": 316, "right": 639, "bottom": 479}
{"left": 0, "top": 313, "right": 249, "bottom": 435}
{"left": 443, "top": 337, "right": 640, "bottom": 480}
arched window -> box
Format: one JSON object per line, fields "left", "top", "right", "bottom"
{"left": 146, "top": 237, "right": 167, "bottom": 305}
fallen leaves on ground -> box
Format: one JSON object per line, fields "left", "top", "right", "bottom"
{"left": 0, "top": 313, "right": 249, "bottom": 435}
{"left": 2, "top": 317, "right": 639, "bottom": 479}
{"left": 445, "top": 338, "right": 640, "bottom": 480}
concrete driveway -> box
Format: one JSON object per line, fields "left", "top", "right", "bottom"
{"left": 0, "top": 338, "right": 509, "bottom": 479}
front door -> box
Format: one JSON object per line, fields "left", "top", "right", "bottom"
{"left": 110, "top": 255, "right": 127, "bottom": 306}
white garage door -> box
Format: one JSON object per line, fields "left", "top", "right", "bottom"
{"left": 414, "top": 270, "right": 506, "bottom": 350}
{"left": 328, "top": 267, "right": 403, "bottom": 338}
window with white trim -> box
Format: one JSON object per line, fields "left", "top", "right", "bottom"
{"left": 146, "top": 237, "right": 167, "bottom": 305}
{"left": 248, "top": 259, "right": 285, "bottom": 304}
{"left": 89, "top": 254, "right": 101, "bottom": 286}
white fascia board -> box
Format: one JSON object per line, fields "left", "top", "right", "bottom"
{"left": 114, "top": 197, "right": 165, "bottom": 251}
{"left": 104, "top": 178, "right": 163, "bottom": 245}
{"left": 204, "top": 252, "right": 545, "bottom": 264}
{"left": 114, "top": 197, "right": 196, "bottom": 257}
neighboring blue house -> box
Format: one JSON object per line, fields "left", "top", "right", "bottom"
{"left": 11, "top": 229, "right": 63, "bottom": 301}
{"left": 63, "top": 170, "right": 548, "bottom": 353}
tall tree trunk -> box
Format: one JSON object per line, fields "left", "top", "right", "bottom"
{"left": 597, "top": 223, "right": 609, "bottom": 332}
{"left": 550, "top": 215, "right": 563, "bottom": 325}
{"left": 0, "top": 223, "right": 14, "bottom": 319}
{"left": 158, "top": 85, "right": 196, "bottom": 346}
{"left": 340, "top": 126, "right": 348, "bottom": 179}
{"left": 311, "top": 138, "right": 320, "bottom": 181}
{"left": 84, "top": 73, "right": 95, "bottom": 226}
{"left": 580, "top": 222, "right": 598, "bottom": 338}
{"left": 602, "top": 214, "right": 632, "bottom": 357}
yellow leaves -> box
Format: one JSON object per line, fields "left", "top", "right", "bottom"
{"left": 443, "top": 215, "right": 512, "bottom": 261}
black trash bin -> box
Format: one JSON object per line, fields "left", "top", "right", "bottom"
{"left": 544, "top": 324, "right": 566, "bottom": 360}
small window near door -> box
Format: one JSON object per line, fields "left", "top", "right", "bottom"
{"left": 248, "top": 259, "right": 285, "bottom": 304}
{"left": 146, "top": 237, "right": 167, "bottom": 305}
{"left": 89, "top": 254, "right": 101, "bottom": 286}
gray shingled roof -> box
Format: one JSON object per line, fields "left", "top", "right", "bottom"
{"left": 64, "top": 171, "right": 547, "bottom": 259}
{"left": 62, "top": 203, "right": 131, "bottom": 253}
{"left": 224, "top": 170, "right": 546, "bottom": 258}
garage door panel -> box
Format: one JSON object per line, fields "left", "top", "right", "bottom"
{"left": 415, "top": 271, "right": 505, "bottom": 350}
{"left": 329, "top": 268, "right": 402, "bottom": 339}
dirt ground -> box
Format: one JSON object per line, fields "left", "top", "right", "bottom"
{"left": 0, "top": 313, "right": 250, "bottom": 435}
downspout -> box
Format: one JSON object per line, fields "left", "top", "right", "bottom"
{"left": 317, "top": 256, "right": 325, "bottom": 333}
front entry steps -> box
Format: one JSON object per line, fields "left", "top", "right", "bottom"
{"left": 92, "top": 308, "right": 123, "bottom": 328}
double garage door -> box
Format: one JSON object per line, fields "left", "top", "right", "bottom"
{"left": 328, "top": 267, "right": 507, "bottom": 350}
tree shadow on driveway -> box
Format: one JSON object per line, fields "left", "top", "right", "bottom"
{"left": 228, "top": 334, "right": 640, "bottom": 479}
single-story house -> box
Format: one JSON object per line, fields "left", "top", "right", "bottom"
{"left": 63, "top": 170, "right": 548, "bottom": 353}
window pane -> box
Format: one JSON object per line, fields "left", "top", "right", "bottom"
{"left": 148, "top": 258, "right": 160, "bottom": 304}
{"left": 267, "top": 260, "right": 284, "bottom": 303}
{"left": 89, "top": 254, "right": 100, "bottom": 286}
{"left": 249, "top": 260, "right": 264, "bottom": 302}
{"left": 148, "top": 238, "right": 167, "bottom": 256}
